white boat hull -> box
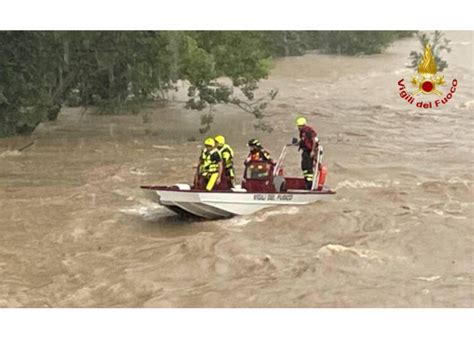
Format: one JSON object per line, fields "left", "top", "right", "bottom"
{"left": 142, "top": 186, "right": 335, "bottom": 219}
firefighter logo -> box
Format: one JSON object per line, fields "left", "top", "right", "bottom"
{"left": 410, "top": 44, "right": 445, "bottom": 96}
{"left": 397, "top": 43, "right": 458, "bottom": 109}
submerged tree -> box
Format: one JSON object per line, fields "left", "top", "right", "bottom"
{"left": 183, "top": 31, "right": 276, "bottom": 132}
{"left": 0, "top": 31, "right": 415, "bottom": 137}
{"left": 0, "top": 32, "right": 64, "bottom": 136}
{"left": 0, "top": 31, "right": 278, "bottom": 137}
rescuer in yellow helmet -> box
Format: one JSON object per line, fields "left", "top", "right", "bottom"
{"left": 296, "top": 116, "right": 320, "bottom": 190}
{"left": 196, "top": 137, "right": 222, "bottom": 191}
{"left": 214, "top": 135, "right": 235, "bottom": 187}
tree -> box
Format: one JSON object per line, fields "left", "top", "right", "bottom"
{"left": 315, "top": 31, "right": 402, "bottom": 55}
{"left": 183, "top": 31, "right": 276, "bottom": 132}
{"left": 1, "top": 31, "right": 416, "bottom": 138}
{"left": 408, "top": 31, "right": 451, "bottom": 72}
{"left": 0, "top": 32, "right": 64, "bottom": 136}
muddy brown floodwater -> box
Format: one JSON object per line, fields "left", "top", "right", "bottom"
{"left": 0, "top": 31, "right": 473, "bottom": 307}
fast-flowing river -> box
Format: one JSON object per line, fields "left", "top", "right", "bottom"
{"left": 0, "top": 31, "right": 472, "bottom": 307}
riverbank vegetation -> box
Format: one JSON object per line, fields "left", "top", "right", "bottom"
{"left": 0, "top": 31, "right": 414, "bottom": 137}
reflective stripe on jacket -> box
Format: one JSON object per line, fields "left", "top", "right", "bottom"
{"left": 219, "top": 144, "right": 234, "bottom": 169}
{"left": 200, "top": 148, "right": 221, "bottom": 174}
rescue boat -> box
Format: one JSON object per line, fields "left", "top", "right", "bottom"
{"left": 141, "top": 143, "right": 335, "bottom": 219}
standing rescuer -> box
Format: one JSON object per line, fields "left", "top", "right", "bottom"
{"left": 198, "top": 138, "right": 223, "bottom": 191}
{"left": 215, "top": 135, "right": 235, "bottom": 187}
{"left": 296, "top": 116, "right": 320, "bottom": 190}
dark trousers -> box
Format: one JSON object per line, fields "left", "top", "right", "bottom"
{"left": 225, "top": 167, "right": 235, "bottom": 187}
{"left": 301, "top": 151, "right": 314, "bottom": 190}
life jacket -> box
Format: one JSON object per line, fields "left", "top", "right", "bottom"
{"left": 218, "top": 144, "right": 234, "bottom": 169}
{"left": 299, "top": 125, "right": 318, "bottom": 152}
{"left": 247, "top": 148, "right": 271, "bottom": 162}
{"left": 200, "top": 148, "right": 221, "bottom": 174}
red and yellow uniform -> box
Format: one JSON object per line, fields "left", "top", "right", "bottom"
{"left": 296, "top": 117, "right": 320, "bottom": 190}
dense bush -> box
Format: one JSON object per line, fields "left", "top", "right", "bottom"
{"left": 260, "top": 31, "right": 415, "bottom": 57}
{"left": 0, "top": 31, "right": 415, "bottom": 137}
{"left": 315, "top": 31, "right": 411, "bottom": 55}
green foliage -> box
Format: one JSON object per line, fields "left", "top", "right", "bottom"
{"left": 408, "top": 31, "right": 451, "bottom": 72}
{"left": 0, "top": 31, "right": 414, "bottom": 137}
{"left": 0, "top": 32, "right": 63, "bottom": 136}
{"left": 199, "top": 112, "right": 214, "bottom": 134}
{"left": 315, "top": 31, "right": 400, "bottom": 55}
{"left": 394, "top": 31, "right": 417, "bottom": 39}
{"left": 182, "top": 32, "right": 277, "bottom": 133}
{"left": 263, "top": 31, "right": 307, "bottom": 56}
{"left": 260, "top": 31, "right": 319, "bottom": 57}
{"left": 0, "top": 31, "right": 278, "bottom": 137}
{"left": 261, "top": 31, "right": 412, "bottom": 57}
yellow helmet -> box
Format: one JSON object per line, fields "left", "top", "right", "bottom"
{"left": 204, "top": 137, "right": 215, "bottom": 147}
{"left": 296, "top": 117, "right": 307, "bottom": 127}
{"left": 215, "top": 135, "right": 225, "bottom": 145}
